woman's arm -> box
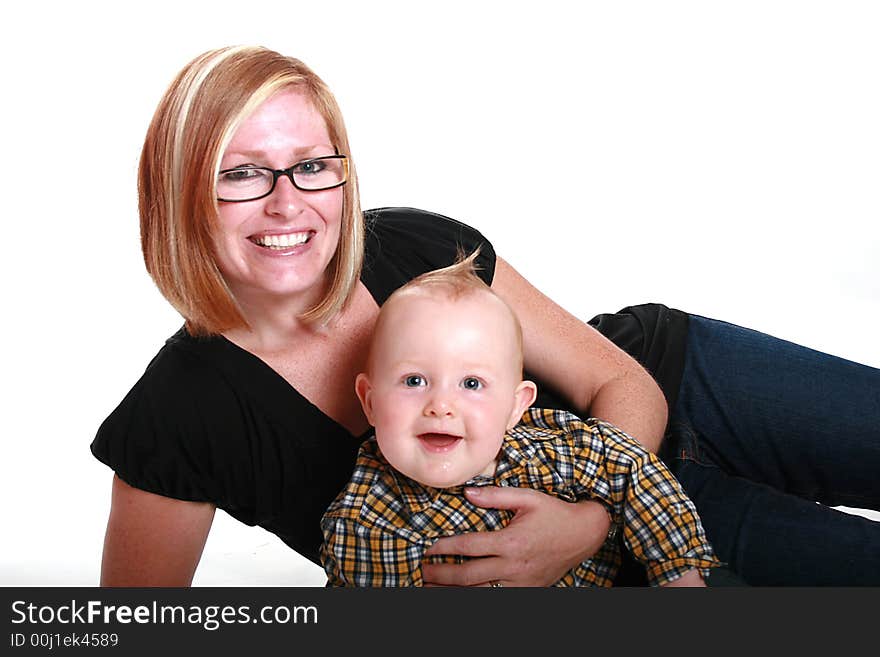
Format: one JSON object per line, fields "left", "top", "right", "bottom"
{"left": 492, "top": 256, "right": 668, "bottom": 453}
{"left": 100, "top": 475, "right": 216, "bottom": 586}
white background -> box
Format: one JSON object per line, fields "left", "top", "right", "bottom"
{"left": 1, "top": 1, "right": 877, "bottom": 585}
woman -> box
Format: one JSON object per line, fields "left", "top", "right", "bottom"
{"left": 92, "top": 45, "right": 879, "bottom": 586}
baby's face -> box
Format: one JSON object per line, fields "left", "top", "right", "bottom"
{"left": 357, "top": 289, "right": 535, "bottom": 488}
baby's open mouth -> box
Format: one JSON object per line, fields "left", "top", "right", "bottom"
{"left": 249, "top": 231, "right": 313, "bottom": 250}
{"left": 418, "top": 433, "right": 462, "bottom": 449}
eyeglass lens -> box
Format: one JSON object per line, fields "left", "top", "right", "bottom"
{"left": 217, "top": 156, "right": 346, "bottom": 201}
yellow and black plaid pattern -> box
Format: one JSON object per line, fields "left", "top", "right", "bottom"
{"left": 320, "top": 408, "right": 720, "bottom": 586}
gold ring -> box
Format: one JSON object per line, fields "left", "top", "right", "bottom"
{"left": 490, "top": 581, "right": 503, "bottom": 588}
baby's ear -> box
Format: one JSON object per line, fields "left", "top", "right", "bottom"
{"left": 507, "top": 380, "right": 538, "bottom": 429}
{"left": 354, "top": 372, "right": 375, "bottom": 425}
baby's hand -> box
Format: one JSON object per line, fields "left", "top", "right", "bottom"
{"left": 660, "top": 568, "right": 706, "bottom": 587}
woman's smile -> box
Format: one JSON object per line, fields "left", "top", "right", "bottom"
{"left": 248, "top": 230, "right": 315, "bottom": 252}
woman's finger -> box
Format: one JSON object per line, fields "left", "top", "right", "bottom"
{"left": 462, "top": 485, "right": 543, "bottom": 511}
{"left": 422, "top": 557, "right": 508, "bottom": 587}
{"left": 424, "top": 528, "right": 505, "bottom": 557}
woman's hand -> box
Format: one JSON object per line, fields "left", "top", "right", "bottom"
{"left": 421, "top": 486, "right": 611, "bottom": 587}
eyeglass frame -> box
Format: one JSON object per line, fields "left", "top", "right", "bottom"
{"left": 216, "top": 154, "right": 349, "bottom": 203}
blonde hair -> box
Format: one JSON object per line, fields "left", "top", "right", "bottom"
{"left": 397, "top": 249, "right": 487, "bottom": 298}
{"left": 373, "top": 250, "right": 525, "bottom": 370}
{"left": 139, "top": 45, "right": 363, "bottom": 335}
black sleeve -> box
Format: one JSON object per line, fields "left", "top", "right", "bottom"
{"left": 532, "top": 303, "right": 690, "bottom": 420}
{"left": 587, "top": 304, "right": 690, "bottom": 415}
{"left": 90, "top": 340, "right": 257, "bottom": 518}
{"left": 360, "top": 207, "right": 496, "bottom": 305}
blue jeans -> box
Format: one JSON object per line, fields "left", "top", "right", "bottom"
{"left": 665, "top": 315, "right": 880, "bottom": 585}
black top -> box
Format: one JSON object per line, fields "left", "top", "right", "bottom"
{"left": 91, "top": 206, "right": 688, "bottom": 565}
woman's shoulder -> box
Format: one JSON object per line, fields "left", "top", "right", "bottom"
{"left": 364, "top": 207, "right": 493, "bottom": 255}
{"left": 364, "top": 205, "right": 483, "bottom": 232}
{"left": 112, "top": 328, "right": 249, "bottom": 407}
{"left": 361, "top": 207, "right": 496, "bottom": 304}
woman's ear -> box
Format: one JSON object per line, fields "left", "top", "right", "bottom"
{"left": 507, "top": 380, "right": 538, "bottom": 429}
{"left": 354, "top": 372, "right": 376, "bottom": 425}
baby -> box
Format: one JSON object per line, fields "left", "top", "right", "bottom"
{"left": 320, "top": 254, "right": 719, "bottom": 586}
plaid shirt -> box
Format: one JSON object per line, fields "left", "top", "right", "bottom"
{"left": 321, "top": 408, "right": 720, "bottom": 586}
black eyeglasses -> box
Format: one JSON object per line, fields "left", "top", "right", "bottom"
{"left": 217, "top": 154, "right": 348, "bottom": 202}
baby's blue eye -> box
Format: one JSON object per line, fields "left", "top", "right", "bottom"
{"left": 461, "top": 377, "right": 482, "bottom": 390}
{"left": 404, "top": 375, "right": 426, "bottom": 387}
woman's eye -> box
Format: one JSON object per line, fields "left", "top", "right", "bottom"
{"left": 293, "top": 159, "right": 327, "bottom": 176}
{"left": 461, "top": 377, "right": 482, "bottom": 391}
{"left": 221, "top": 168, "right": 268, "bottom": 183}
{"left": 404, "top": 375, "right": 426, "bottom": 387}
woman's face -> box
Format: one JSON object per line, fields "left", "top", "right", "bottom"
{"left": 214, "top": 88, "right": 344, "bottom": 309}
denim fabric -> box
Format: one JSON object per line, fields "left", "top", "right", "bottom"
{"left": 665, "top": 315, "right": 880, "bottom": 585}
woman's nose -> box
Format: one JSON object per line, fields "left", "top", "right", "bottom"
{"left": 264, "top": 174, "right": 305, "bottom": 217}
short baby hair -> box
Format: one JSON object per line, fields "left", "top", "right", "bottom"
{"left": 372, "top": 249, "right": 525, "bottom": 371}
{"left": 396, "top": 249, "right": 490, "bottom": 299}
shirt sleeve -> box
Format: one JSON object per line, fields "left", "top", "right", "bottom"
{"left": 320, "top": 515, "right": 426, "bottom": 587}
{"left": 552, "top": 413, "right": 720, "bottom": 585}
{"left": 584, "top": 420, "right": 721, "bottom": 585}
{"left": 320, "top": 444, "right": 426, "bottom": 586}
{"left": 361, "top": 207, "right": 496, "bottom": 305}
{"left": 89, "top": 339, "right": 256, "bottom": 518}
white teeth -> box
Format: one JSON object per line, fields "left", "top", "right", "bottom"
{"left": 253, "top": 232, "right": 310, "bottom": 248}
